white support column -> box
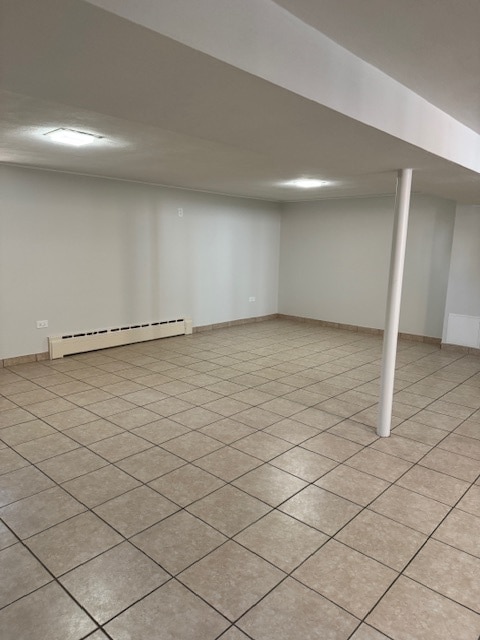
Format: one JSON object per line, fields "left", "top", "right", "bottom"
{"left": 377, "top": 168, "right": 413, "bottom": 437}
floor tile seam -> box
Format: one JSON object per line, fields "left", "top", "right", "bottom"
{"left": 426, "top": 534, "right": 480, "bottom": 562}
{"left": 263, "top": 571, "right": 364, "bottom": 625}
{"left": 4, "top": 412, "right": 106, "bottom": 463}
{"left": 386, "top": 571, "right": 480, "bottom": 619}
{"left": 436, "top": 439, "right": 480, "bottom": 463}
{"left": 346, "top": 623, "right": 395, "bottom": 640}
{"left": 0, "top": 440, "right": 48, "bottom": 477}
{"left": 394, "top": 475, "right": 474, "bottom": 508}
{"left": 215, "top": 625, "right": 255, "bottom": 640}
{"left": 0, "top": 523, "right": 105, "bottom": 634}
{"left": 156, "top": 575, "right": 237, "bottom": 628}
{"left": 359, "top": 473, "right": 480, "bottom": 621}
{"left": 57, "top": 550, "right": 176, "bottom": 627}
{"left": 398, "top": 356, "right": 480, "bottom": 403}
{"left": 11, "top": 421, "right": 162, "bottom": 469}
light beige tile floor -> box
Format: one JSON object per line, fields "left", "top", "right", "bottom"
{"left": 1, "top": 319, "right": 480, "bottom": 639}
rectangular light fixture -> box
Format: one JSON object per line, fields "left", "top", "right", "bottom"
{"left": 44, "top": 128, "right": 103, "bottom": 147}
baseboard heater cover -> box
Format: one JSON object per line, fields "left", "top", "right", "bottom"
{"left": 48, "top": 318, "right": 192, "bottom": 359}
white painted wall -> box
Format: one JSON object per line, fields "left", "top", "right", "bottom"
{"left": 442, "top": 205, "right": 480, "bottom": 347}
{"left": 0, "top": 166, "right": 280, "bottom": 359}
{"left": 279, "top": 195, "right": 456, "bottom": 338}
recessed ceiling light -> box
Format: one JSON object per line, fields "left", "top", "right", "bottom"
{"left": 284, "top": 178, "right": 329, "bottom": 189}
{"left": 44, "top": 128, "right": 104, "bottom": 147}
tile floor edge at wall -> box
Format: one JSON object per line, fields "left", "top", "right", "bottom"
{"left": 2, "top": 312, "right": 455, "bottom": 367}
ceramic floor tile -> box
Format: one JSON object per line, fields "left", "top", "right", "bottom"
{"left": 131, "top": 418, "right": 190, "bottom": 444}
{"left": 13, "top": 432, "right": 79, "bottom": 463}
{"left": 161, "top": 431, "right": 224, "bottom": 461}
{"left": 427, "top": 399, "right": 475, "bottom": 419}
{"left": 0, "top": 419, "right": 56, "bottom": 445}
{"left": 116, "top": 446, "right": 185, "bottom": 482}
{"left": 433, "top": 508, "right": 480, "bottom": 557}
{"left": 176, "top": 388, "right": 223, "bottom": 405}
{"left": 454, "top": 420, "right": 480, "bottom": 442}
{"left": 43, "top": 407, "right": 98, "bottom": 430}
{"left": 0, "top": 486, "right": 85, "bottom": 539}
{"left": 26, "top": 511, "right": 122, "bottom": 575}
{"left": 65, "top": 389, "right": 114, "bottom": 406}
{"left": 94, "top": 486, "right": 179, "bottom": 537}
{"left": 27, "top": 398, "right": 78, "bottom": 418}
{"left": 194, "top": 446, "right": 262, "bottom": 481}
{"left": 0, "top": 522, "right": 17, "bottom": 550}
{"left": 294, "top": 539, "right": 397, "bottom": 619}
{"left": 238, "top": 577, "right": 358, "bottom": 640}
{"left": 187, "top": 485, "right": 270, "bottom": 536}
{"left": 0, "top": 543, "right": 52, "bottom": 608}
{"left": 0, "top": 465, "right": 54, "bottom": 507}
{"left": 349, "top": 624, "right": 391, "bottom": 639}
{"left": 316, "top": 465, "right": 389, "bottom": 506}
{"left": 218, "top": 628, "right": 251, "bottom": 640}
{"left": 86, "top": 397, "right": 137, "bottom": 417}
{"left": 370, "top": 434, "right": 432, "bottom": 462}
{"left": 132, "top": 510, "right": 226, "bottom": 573}
{"left": 270, "top": 447, "right": 337, "bottom": 482}
{"left": 144, "top": 397, "right": 195, "bottom": 417}
{"left": 169, "top": 407, "right": 222, "bottom": 429}
{"left": 335, "top": 508, "right": 427, "bottom": 571}
{"left": 232, "top": 431, "right": 293, "bottom": 461}
{"left": 2, "top": 324, "right": 480, "bottom": 639}
{"left": 457, "top": 484, "right": 480, "bottom": 517}
{"left": 121, "top": 388, "right": 169, "bottom": 405}
{"left": 396, "top": 464, "right": 470, "bottom": 505}
{"left": 438, "top": 432, "right": 480, "bottom": 460}
{"left": 179, "top": 541, "right": 284, "bottom": 621}
{"left": 293, "top": 408, "right": 343, "bottom": 429}
{"left": 199, "top": 418, "right": 256, "bottom": 443}
{"left": 0, "top": 581, "right": 96, "bottom": 640}
{"left": 419, "top": 447, "right": 480, "bottom": 482}
{"left": 370, "top": 485, "right": 450, "bottom": 535}
{"left": 346, "top": 447, "right": 413, "bottom": 482}
{"left": 60, "top": 541, "right": 169, "bottom": 624}
{"left": 392, "top": 420, "right": 448, "bottom": 446}
{"left": 201, "top": 397, "right": 252, "bottom": 417}
{"left": 413, "top": 409, "right": 464, "bottom": 431}
{"left": 279, "top": 485, "right": 361, "bottom": 535}
{"left": 37, "top": 448, "right": 107, "bottom": 483}
{"left": 0, "top": 408, "right": 35, "bottom": 429}
{"left": 232, "top": 464, "right": 307, "bottom": 506}
{"left": 88, "top": 432, "right": 151, "bottom": 462}
{"left": 405, "top": 538, "right": 480, "bottom": 613}
{"left": 149, "top": 464, "right": 224, "bottom": 506}
{"left": 327, "top": 419, "right": 378, "bottom": 445}
{"left": 264, "top": 418, "right": 319, "bottom": 444}
{"left": 366, "top": 576, "right": 480, "bottom": 640}
{"left": 235, "top": 408, "right": 278, "bottom": 429}
{"left": 234, "top": 510, "right": 327, "bottom": 572}
{"left": 62, "top": 465, "right": 140, "bottom": 508}
{"left": 107, "top": 407, "right": 161, "bottom": 429}
{"left": 105, "top": 579, "right": 229, "bottom": 640}
{"left": 63, "top": 419, "right": 124, "bottom": 445}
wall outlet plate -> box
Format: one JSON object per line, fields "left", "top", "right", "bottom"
{"left": 36, "top": 320, "right": 48, "bottom": 329}
{"left": 249, "top": 297, "right": 256, "bottom": 302}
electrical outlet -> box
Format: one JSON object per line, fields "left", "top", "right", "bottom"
{"left": 249, "top": 297, "right": 256, "bottom": 302}
{"left": 177, "top": 208, "right": 184, "bottom": 217}
{"left": 36, "top": 320, "right": 48, "bottom": 329}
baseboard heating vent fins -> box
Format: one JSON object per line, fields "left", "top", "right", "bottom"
{"left": 48, "top": 318, "right": 192, "bottom": 359}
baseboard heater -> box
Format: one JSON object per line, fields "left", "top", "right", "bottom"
{"left": 48, "top": 318, "right": 192, "bottom": 359}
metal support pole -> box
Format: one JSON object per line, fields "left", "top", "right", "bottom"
{"left": 377, "top": 168, "right": 413, "bottom": 437}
